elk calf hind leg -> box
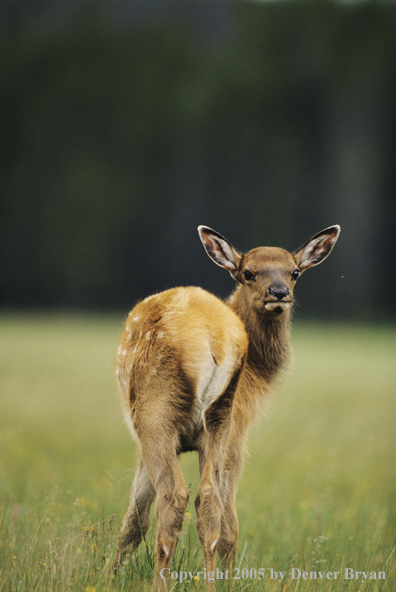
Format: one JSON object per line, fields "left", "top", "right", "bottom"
{"left": 195, "top": 360, "right": 245, "bottom": 579}
{"left": 151, "top": 459, "right": 189, "bottom": 591}
{"left": 195, "top": 479, "right": 224, "bottom": 573}
{"left": 217, "top": 504, "right": 239, "bottom": 568}
{"left": 115, "top": 458, "right": 155, "bottom": 571}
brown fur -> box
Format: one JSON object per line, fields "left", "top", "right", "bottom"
{"left": 114, "top": 224, "right": 340, "bottom": 590}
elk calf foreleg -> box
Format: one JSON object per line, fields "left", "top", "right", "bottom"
{"left": 216, "top": 440, "right": 244, "bottom": 570}
{"left": 195, "top": 471, "right": 224, "bottom": 584}
{"left": 196, "top": 431, "right": 230, "bottom": 589}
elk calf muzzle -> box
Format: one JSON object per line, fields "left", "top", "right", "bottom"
{"left": 268, "top": 286, "right": 290, "bottom": 300}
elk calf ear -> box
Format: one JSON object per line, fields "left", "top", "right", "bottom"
{"left": 293, "top": 225, "right": 341, "bottom": 271}
{"left": 198, "top": 226, "right": 242, "bottom": 280}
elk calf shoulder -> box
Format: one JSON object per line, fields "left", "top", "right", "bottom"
{"left": 114, "top": 224, "right": 340, "bottom": 592}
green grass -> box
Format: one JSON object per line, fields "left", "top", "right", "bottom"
{"left": 0, "top": 313, "right": 395, "bottom": 591}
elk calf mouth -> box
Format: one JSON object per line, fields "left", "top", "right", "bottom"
{"left": 264, "top": 301, "right": 291, "bottom": 312}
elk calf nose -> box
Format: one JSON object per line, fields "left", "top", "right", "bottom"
{"left": 268, "top": 286, "right": 289, "bottom": 300}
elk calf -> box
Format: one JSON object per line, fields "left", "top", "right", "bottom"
{"left": 114, "top": 225, "right": 340, "bottom": 590}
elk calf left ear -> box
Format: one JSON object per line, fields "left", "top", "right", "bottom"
{"left": 198, "top": 226, "right": 242, "bottom": 281}
{"left": 293, "top": 225, "right": 341, "bottom": 271}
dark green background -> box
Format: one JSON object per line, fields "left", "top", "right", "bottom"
{"left": 1, "top": 1, "right": 395, "bottom": 319}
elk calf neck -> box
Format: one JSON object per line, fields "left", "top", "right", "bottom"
{"left": 114, "top": 224, "right": 340, "bottom": 591}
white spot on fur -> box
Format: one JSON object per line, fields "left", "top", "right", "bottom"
{"left": 157, "top": 330, "right": 164, "bottom": 339}
{"left": 132, "top": 346, "right": 137, "bottom": 354}
{"left": 132, "top": 316, "right": 140, "bottom": 323}
{"left": 117, "top": 345, "right": 129, "bottom": 358}
{"left": 146, "top": 331, "right": 151, "bottom": 341}
{"left": 162, "top": 544, "right": 169, "bottom": 558}
{"left": 210, "top": 539, "right": 218, "bottom": 552}
{"left": 117, "top": 365, "right": 130, "bottom": 394}
{"left": 157, "top": 354, "right": 162, "bottom": 360}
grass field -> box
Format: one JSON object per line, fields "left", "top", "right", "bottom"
{"left": 0, "top": 312, "right": 395, "bottom": 591}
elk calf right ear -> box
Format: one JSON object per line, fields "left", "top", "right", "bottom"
{"left": 292, "top": 225, "right": 341, "bottom": 271}
{"left": 198, "top": 226, "right": 242, "bottom": 281}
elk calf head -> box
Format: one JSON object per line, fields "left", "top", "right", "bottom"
{"left": 198, "top": 225, "right": 341, "bottom": 315}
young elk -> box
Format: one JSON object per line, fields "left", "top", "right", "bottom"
{"left": 114, "top": 224, "right": 340, "bottom": 590}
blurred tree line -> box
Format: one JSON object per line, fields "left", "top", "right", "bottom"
{"left": 1, "top": 0, "right": 395, "bottom": 319}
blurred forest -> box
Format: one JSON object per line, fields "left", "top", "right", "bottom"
{"left": 1, "top": 0, "right": 396, "bottom": 319}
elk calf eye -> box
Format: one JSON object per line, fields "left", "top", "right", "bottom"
{"left": 292, "top": 269, "right": 300, "bottom": 280}
{"left": 243, "top": 270, "right": 254, "bottom": 282}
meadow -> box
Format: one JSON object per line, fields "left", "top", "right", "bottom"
{"left": 0, "top": 312, "right": 395, "bottom": 591}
